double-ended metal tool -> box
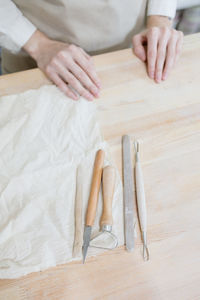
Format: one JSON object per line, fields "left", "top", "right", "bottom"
{"left": 134, "top": 141, "right": 149, "bottom": 261}
{"left": 122, "top": 135, "right": 149, "bottom": 261}
{"left": 82, "top": 149, "right": 105, "bottom": 263}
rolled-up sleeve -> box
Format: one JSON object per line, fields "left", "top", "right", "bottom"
{"left": 0, "top": 0, "right": 36, "bottom": 52}
{"left": 147, "top": 0, "right": 177, "bottom": 19}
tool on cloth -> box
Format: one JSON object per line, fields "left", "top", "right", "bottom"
{"left": 73, "top": 164, "right": 83, "bottom": 258}
{"left": 82, "top": 149, "right": 105, "bottom": 263}
{"left": 90, "top": 165, "right": 118, "bottom": 250}
{"left": 122, "top": 135, "right": 136, "bottom": 252}
{"left": 134, "top": 141, "right": 149, "bottom": 261}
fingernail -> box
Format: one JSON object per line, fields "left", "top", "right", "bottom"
{"left": 72, "top": 94, "right": 79, "bottom": 101}
{"left": 162, "top": 73, "right": 167, "bottom": 80}
{"left": 91, "top": 87, "right": 99, "bottom": 97}
{"left": 149, "top": 72, "right": 154, "bottom": 79}
{"left": 85, "top": 92, "right": 93, "bottom": 101}
{"left": 97, "top": 82, "right": 101, "bottom": 88}
{"left": 156, "top": 73, "right": 162, "bottom": 83}
{"left": 65, "top": 90, "right": 78, "bottom": 100}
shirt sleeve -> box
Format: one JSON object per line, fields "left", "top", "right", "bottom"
{"left": 147, "top": 0, "right": 177, "bottom": 19}
{"left": 0, "top": 0, "right": 36, "bottom": 53}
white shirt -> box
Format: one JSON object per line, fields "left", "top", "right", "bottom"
{"left": 0, "top": 0, "right": 177, "bottom": 53}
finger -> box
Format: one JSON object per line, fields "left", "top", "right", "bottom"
{"left": 74, "top": 52, "right": 101, "bottom": 89}
{"left": 55, "top": 61, "right": 94, "bottom": 101}
{"left": 79, "top": 47, "right": 91, "bottom": 60}
{"left": 132, "top": 34, "right": 147, "bottom": 61}
{"left": 48, "top": 71, "right": 79, "bottom": 101}
{"left": 155, "top": 29, "right": 170, "bottom": 83}
{"left": 174, "top": 31, "right": 184, "bottom": 65}
{"left": 147, "top": 27, "right": 159, "bottom": 79}
{"left": 162, "top": 32, "right": 179, "bottom": 81}
{"left": 69, "top": 62, "right": 100, "bottom": 98}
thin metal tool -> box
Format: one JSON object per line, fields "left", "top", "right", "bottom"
{"left": 134, "top": 141, "right": 149, "bottom": 261}
{"left": 90, "top": 165, "right": 118, "bottom": 250}
{"left": 122, "top": 135, "right": 136, "bottom": 252}
{"left": 82, "top": 149, "right": 105, "bottom": 263}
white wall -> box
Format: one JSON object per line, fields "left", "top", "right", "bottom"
{"left": 178, "top": 0, "right": 200, "bottom": 9}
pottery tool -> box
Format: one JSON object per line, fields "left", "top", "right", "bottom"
{"left": 134, "top": 141, "right": 149, "bottom": 261}
{"left": 73, "top": 164, "right": 83, "bottom": 258}
{"left": 82, "top": 149, "right": 105, "bottom": 263}
{"left": 90, "top": 165, "right": 118, "bottom": 250}
{"left": 122, "top": 135, "right": 136, "bottom": 252}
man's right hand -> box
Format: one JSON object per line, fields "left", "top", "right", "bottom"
{"left": 23, "top": 30, "right": 101, "bottom": 101}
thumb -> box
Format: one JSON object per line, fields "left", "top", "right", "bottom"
{"left": 132, "top": 34, "right": 147, "bottom": 62}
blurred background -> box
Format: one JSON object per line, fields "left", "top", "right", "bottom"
{"left": 0, "top": 0, "right": 200, "bottom": 75}
{"left": 174, "top": 0, "right": 200, "bottom": 33}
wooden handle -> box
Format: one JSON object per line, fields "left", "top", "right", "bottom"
{"left": 100, "top": 166, "right": 116, "bottom": 227}
{"left": 86, "top": 149, "right": 105, "bottom": 226}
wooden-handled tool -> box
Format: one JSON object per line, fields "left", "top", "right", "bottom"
{"left": 100, "top": 165, "right": 116, "bottom": 231}
{"left": 82, "top": 149, "right": 105, "bottom": 263}
{"left": 89, "top": 165, "right": 118, "bottom": 250}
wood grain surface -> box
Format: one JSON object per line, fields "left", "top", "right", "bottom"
{"left": 0, "top": 33, "right": 200, "bottom": 300}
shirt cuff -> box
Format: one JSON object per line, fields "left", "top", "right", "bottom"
{"left": 147, "top": 0, "right": 177, "bottom": 19}
{"left": 8, "top": 14, "right": 36, "bottom": 49}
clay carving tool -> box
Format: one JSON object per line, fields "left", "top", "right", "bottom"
{"left": 73, "top": 164, "right": 83, "bottom": 258}
{"left": 90, "top": 165, "right": 118, "bottom": 250}
{"left": 122, "top": 135, "right": 136, "bottom": 252}
{"left": 82, "top": 149, "right": 105, "bottom": 263}
{"left": 134, "top": 141, "right": 149, "bottom": 261}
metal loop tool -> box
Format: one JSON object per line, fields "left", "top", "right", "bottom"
{"left": 134, "top": 140, "right": 150, "bottom": 261}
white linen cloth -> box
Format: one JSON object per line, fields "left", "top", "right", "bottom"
{"left": 0, "top": 85, "right": 124, "bottom": 278}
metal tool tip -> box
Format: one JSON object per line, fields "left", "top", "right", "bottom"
{"left": 142, "top": 231, "right": 149, "bottom": 261}
{"left": 82, "top": 249, "right": 87, "bottom": 264}
{"left": 134, "top": 140, "right": 139, "bottom": 152}
{"left": 82, "top": 246, "right": 88, "bottom": 264}
{"left": 143, "top": 244, "right": 150, "bottom": 261}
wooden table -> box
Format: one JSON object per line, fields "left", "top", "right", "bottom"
{"left": 0, "top": 33, "right": 200, "bottom": 300}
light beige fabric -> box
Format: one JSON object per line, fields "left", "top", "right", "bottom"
{"left": 3, "top": 0, "right": 147, "bottom": 73}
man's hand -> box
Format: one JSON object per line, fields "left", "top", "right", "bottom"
{"left": 132, "top": 16, "right": 183, "bottom": 83}
{"left": 24, "top": 30, "right": 101, "bottom": 101}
